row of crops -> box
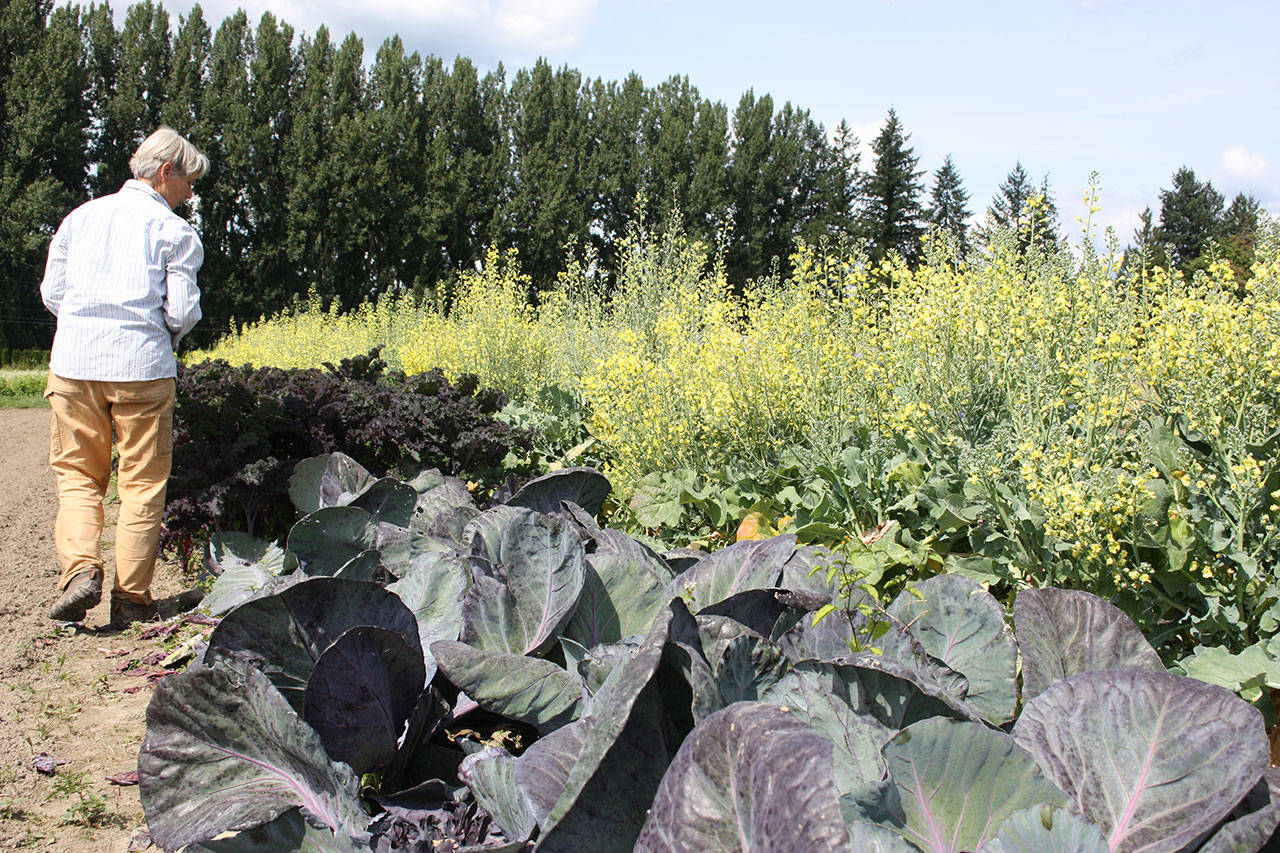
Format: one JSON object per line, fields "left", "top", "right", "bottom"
{"left": 148, "top": 222, "right": 1280, "bottom": 849}
{"left": 143, "top": 457, "right": 1278, "bottom": 851}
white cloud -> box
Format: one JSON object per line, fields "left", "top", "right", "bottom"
{"left": 492, "top": 0, "right": 597, "bottom": 52}
{"left": 1221, "top": 145, "right": 1268, "bottom": 180}
{"left": 130, "top": 0, "right": 598, "bottom": 60}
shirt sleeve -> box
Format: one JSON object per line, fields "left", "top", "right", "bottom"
{"left": 40, "top": 217, "right": 73, "bottom": 316}
{"left": 163, "top": 221, "right": 204, "bottom": 343}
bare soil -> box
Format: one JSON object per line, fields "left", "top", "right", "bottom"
{"left": 0, "top": 407, "right": 205, "bottom": 852}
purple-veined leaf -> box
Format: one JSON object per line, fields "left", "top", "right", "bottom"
{"left": 1013, "top": 668, "right": 1268, "bottom": 853}
{"left": 286, "top": 506, "right": 378, "bottom": 577}
{"left": 534, "top": 600, "right": 687, "bottom": 851}
{"left": 288, "top": 452, "right": 378, "bottom": 514}
{"left": 761, "top": 663, "right": 892, "bottom": 796}
{"left": 889, "top": 574, "right": 1018, "bottom": 724}
{"left": 1014, "top": 588, "right": 1163, "bottom": 703}
{"left": 461, "top": 507, "right": 586, "bottom": 656}
{"left": 564, "top": 539, "right": 670, "bottom": 647}
{"left": 633, "top": 701, "right": 850, "bottom": 852}
{"left": 187, "top": 807, "right": 364, "bottom": 852}
{"left": 207, "top": 577, "right": 423, "bottom": 713}
{"left": 671, "top": 535, "right": 797, "bottom": 611}
{"left": 977, "top": 803, "right": 1108, "bottom": 852}
{"left": 431, "top": 640, "right": 582, "bottom": 733}
{"left": 506, "top": 467, "right": 611, "bottom": 517}
{"left": 139, "top": 659, "right": 367, "bottom": 850}
{"left": 303, "top": 626, "right": 426, "bottom": 774}
{"left": 882, "top": 717, "right": 1068, "bottom": 853}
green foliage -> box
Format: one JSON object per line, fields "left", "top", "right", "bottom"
{"left": 1158, "top": 165, "right": 1226, "bottom": 276}
{"left": 983, "top": 161, "right": 1060, "bottom": 253}
{"left": 926, "top": 154, "right": 970, "bottom": 253}
{"left": 860, "top": 108, "right": 924, "bottom": 267}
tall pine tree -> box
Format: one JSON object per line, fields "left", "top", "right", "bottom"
{"left": 1157, "top": 166, "right": 1224, "bottom": 275}
{"left": 984, "top": 162, "right": 1059, "bottom": 254}
{"left": 860, "top": 108, "right": 923, "bottom": 266}
{"left": 1220, "top": 192, "right": 1261, "bottom": 281}
{"left": 925, "top": 154, "right": 970, "bottom": 253}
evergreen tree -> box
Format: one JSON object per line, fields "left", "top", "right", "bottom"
{"left": 1120, "top": 205, "right": 1168, "bottom": 281}
{"left": 810, "top": 118, "right": 860, "bottom": 243}
{"left": 984, "top": 162, "right": 1058, "bottom": 254}
{"left": 925, "top": 154, "right": 970, "bottom": 252}
{"left": 365, "top": 36, "right": 433, "bottom": 295}
{"left": 90, "top": 1, "right": 171, "bottom": 195}
{"left": 1220, "top": 192, "right": 1261, "bottom": 281}
{"left": 1157, "top": 165, "right": 1224, "bottom": 275}
{"left": 987, "top": 161, "right": 1032, "bottom": 234}
{"left": 584, "top": 72, "right": 649, "bottom": 273}
{"left": 498, "top": 60, "right": 590, "bottom": 291}
{"left": 161, "top": 6, "right": 211, "bottom": 135}
{"left": 0, "top": 1, "right": 88, "bottom": 348}
{"left": 430, "top": 57, "right": 507, "bottom": 284}
{"left": 860, "top": 107, "right": 924, "bottom": 266}
{"left": 1033, "top": 175, "right": 1061, "bottom": 249}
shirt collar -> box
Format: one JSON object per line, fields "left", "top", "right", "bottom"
{"left": 123, "top": 178, "right": 173, "bottom": 210}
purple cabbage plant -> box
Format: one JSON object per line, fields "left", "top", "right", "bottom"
{"left": 138, "top": 454, "right": 1280, "bottom": 852}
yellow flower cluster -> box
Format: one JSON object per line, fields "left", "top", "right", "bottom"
{"left": 195, "top": 219, "right": 1280, "bottom": 589}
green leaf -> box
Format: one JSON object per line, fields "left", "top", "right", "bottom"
{"left": 882, "top": 717, "right": 1068, "bottom": 853}
{"left": 431, "top": 640, "right": 582, "bottom": 732}
{"left": 889, "top": 574, "right": 1018, "bottom": 724}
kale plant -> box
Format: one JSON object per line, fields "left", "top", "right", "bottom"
{"left": 163, "top": 348, "right": 532, "bottom": 563}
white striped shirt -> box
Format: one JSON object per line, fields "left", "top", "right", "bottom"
{"left": 41, "top": 179, "right": 203, "bottom": 381}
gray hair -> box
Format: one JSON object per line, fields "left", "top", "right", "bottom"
{"left": 129, "top": 126, "right": 209, "bottom": 181}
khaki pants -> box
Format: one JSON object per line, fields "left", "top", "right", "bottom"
{"left": 45, "top": 374, "right": 175, "bottom": 605}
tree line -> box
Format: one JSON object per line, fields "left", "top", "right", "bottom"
{"left": 0, "top": 1, "right": 1265, "bottom": 349}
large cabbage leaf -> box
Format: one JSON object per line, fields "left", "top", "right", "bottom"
{"left": 506, "top": 467, "right": 612, "bottom": 517}
{"left": 671, "top": 535, "right": 797, "bottom": 610}
{"left": 760, "top": 662, "right": 892, "bottom": 796}
{"left": 880, "top": 717, "right": 1068, "bottom": 853}
{"left": 633, "top": 702, "right": 850, "bottom": 852}
{"left": 431, "top": 640, "right": 582, "bottom": 732}
{"left": 1013, "top": 587, "right": 1163, "bottom": 702}
{"left": 207, "top": 577, "right": 424, "bottom": 713}
{"left": 286, "top": 506, "right": 378, "bottom": 577}
{"left": 977, "top": 804, "right": 1107, "bottom": 853}
{"left": 387, "top": 549, "right": 468, "bottom": 653}
{"left": 1013, "top": 668, "right": 1268, "bottom": 853}
{"left": 564, "top": 536, "right": 671, "bottom": 647}
{"left": 534, "top": 600, "right": 688, "bottom": 851}
{"left": 888, "top": 574, "right": 1017, "bottom": 724}
{"left": 303, "top": 626, "right": 426, "bottom": 774}
{"left": 202, "top": 532, "right": 291, "bottom": 616}
{"left": 461, "top": 508, "right": 586, "bottom": 656}
{"left": 139, "top": 658, "right": 367, "bottom": 850}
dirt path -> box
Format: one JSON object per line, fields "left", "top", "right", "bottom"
{"left": 0, "top": 407, "right": 201, "bottom": 852}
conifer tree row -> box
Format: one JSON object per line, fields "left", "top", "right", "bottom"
{"left": 0, "top": 3, "right": 1262, "bottom": 350}
{"left": 0, "top": 3, "right": 875, "bottom": 347}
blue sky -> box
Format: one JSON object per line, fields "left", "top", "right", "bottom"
{"left": 122, "top": 0, "right": 1279, "bottom": 245}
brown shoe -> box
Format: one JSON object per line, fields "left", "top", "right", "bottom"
{"left": 49, "top": 568, "right": 103, "bottom": 621}
{"left": 109, "top": 598, "right": 159, "bottom": 630}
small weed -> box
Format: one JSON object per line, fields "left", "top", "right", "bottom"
{"left": 47, "top": 769, "right": 117, "bottom": 828}
{"left": 0, "top": 796, "right": 26, "bottom": 820}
